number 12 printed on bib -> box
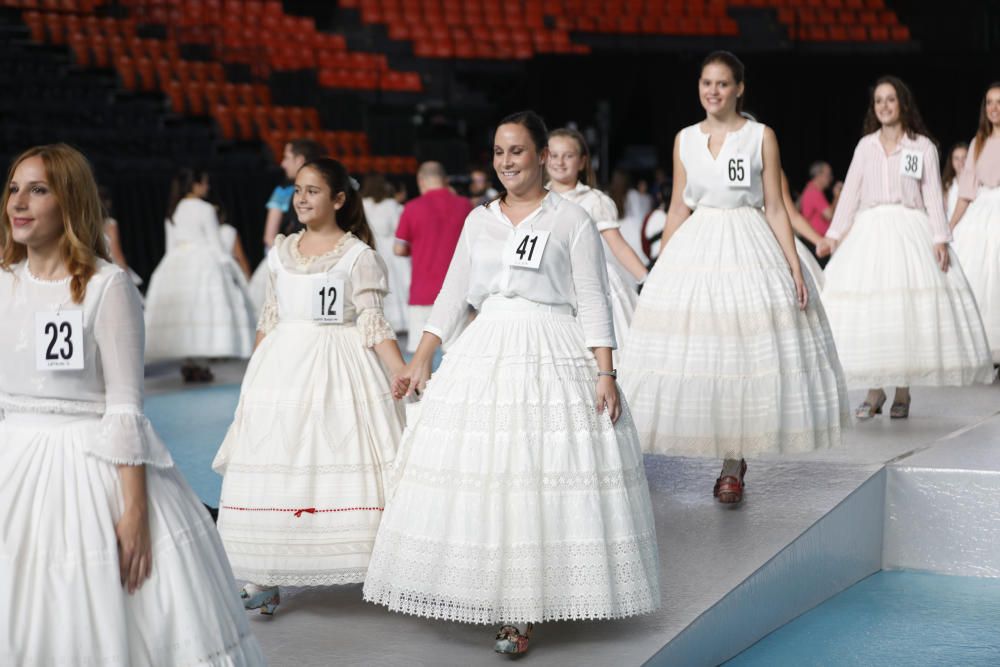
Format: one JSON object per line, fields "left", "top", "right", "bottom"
{"left": 505, "top": 230, "right": 550, "bottom": 270}
{"left": 312, "top": 276, "right": 345, "bottom": 323}
{"left": 36, "top": 310, "right": 84, "bottom": 371}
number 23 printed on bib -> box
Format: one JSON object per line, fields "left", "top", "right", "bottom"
{"left": 35, "top": 310, "right": 84, "bottom": 371}
{"left": 726, "top": 153, "right": 751, "bottom": 189}
{"left": 505, "top": 230, "right": 550, "bottom": 270}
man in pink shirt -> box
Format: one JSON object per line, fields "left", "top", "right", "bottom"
{"left": 394, "top": 161, "right": 472, "bottom": 352}
{"left": 799, "top": 161, "right": 842, "bottom": 237}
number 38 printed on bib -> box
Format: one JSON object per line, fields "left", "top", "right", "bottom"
{"left": 35, "top": 310, "right": 84, "bottom": 371}
{"left": 900, "top": 149, "right": 924, "bottom": 180}
{"left": 726, "top": 152, "right": 751, "bottom": 189}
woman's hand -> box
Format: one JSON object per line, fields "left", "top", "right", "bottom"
{"left": 934, "top": 243, "right": 950, "bottom": 273}
{"left": 815, "top": 238, "right": 835, "bottom": 258}
{"left": 396, "top": 356, "right": 433, "bottom": 399}
{"left": 115, "top": 506, "right": 152, "bottom": 594}
{"left": 596, "top": 375, "right": 621, "bottom": 424}
{"left": 792, "top": 269, "right": 808, "bottom": 310}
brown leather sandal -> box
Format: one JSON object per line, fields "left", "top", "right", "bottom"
{"left": 714, "top": 459, "right": 747, "bottom": 504}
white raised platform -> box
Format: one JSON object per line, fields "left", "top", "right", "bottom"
{"left": 145, "top": 360, "right": 1000, "bottom": 667}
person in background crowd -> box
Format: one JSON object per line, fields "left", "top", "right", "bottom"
{"left": 468, "top": 166, "right": 499, "bottom": 207}
{"left": 98, "top": 184, "right": 142, "bottom": 288}
{"left": 942, "top": 142, "right": 968, "bottom": 221}
{"left": 362, "top": 171, "right": 409, "bottom": 332}
{"left": 799, "top": 161, "right": 842, "bottom": 266}
{"left": 609, "top": 169, "right": 653, "bottom": 266}
{"left": 394, "top": 161, "right": 471, "bottom": 352}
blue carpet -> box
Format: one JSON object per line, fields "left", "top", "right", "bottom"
{"left": 726, "top": 570, "right": 1000, "bottom": 666}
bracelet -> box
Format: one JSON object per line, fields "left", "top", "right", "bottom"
{"left": 597, "top": 370, "right": 617, "bottom": 379}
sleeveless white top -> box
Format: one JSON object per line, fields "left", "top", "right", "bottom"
{"left": 680, "top": 119, "right": 766, "bottom": 210}
{"left": 269, "top": 240, "right": 370, "bottom": 325}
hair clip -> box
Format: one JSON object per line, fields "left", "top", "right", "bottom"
{"left": 349, "top": 177, "right": 360, "bottom": 191}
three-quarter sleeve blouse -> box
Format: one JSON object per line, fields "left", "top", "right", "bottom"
{"left": 424, "top": 191, "right": 616, "bottom": 349}
{"left": 558, "top": 182, "right": 622, "bottom": 231}
{"left": 0, "top": 261, "right": 174, "bottom": 467}
{"left": 957, "top": 134, "right": 1000, "bottom": 201}
{"left": 827, "top": 131, "right": 950, "bottom": 243}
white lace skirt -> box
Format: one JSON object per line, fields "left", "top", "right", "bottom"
{"left": 362, "top": 297, "right": 661, "bottom": 624}
{"left": 619, "top": 206, "right": 848, "bottom": 459}
{"left": 823, "top": 204, "right": 992, "bottom": 388}
{"left": 213, "top": 321, "right": 405, "bottom": 586}
{"left": 952, "top": 188, "right": 1000, "bottom": 362}
{"left": 0, "top": 413, "right": 264, "bottom": 666}
{"left": 145, "top": 244, "right": 256, "bottom": 362}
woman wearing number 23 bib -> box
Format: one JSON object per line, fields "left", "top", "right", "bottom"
{"left": 363, "top": 111, "right": 660, "bottom": 657}
{"left": 821, "top": 76, "right": 992, "bottom": 421}
{"left": 0, "top": 144, "right": 265, "bottom": 664}
{"left": 213, "top": 157, "right": 407, "bottom": 616}
{"left": 619, "top": 51, "right": 848, "bottom": 505}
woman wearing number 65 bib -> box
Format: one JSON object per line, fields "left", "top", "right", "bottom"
{"left": 362, "top": 111, "right": 660, "bottom": 656}
{"left": 0, "top": 144, "right": 265, "bottom": 664}
{"left": 213, "top": 157, "right": 407, "bottom": 615}
{"left": 820, "top": 76, "right": 992, "bottom": 421}
{"left": 619, "top": 51, "right": 848, "bottom": 505}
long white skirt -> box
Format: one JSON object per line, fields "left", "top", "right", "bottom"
{"left": 145, "top": 244, "right": 256, "bottom": 362}
{"left": 823, "top": 204, "right": 992, "bottom": 388}
{"left": 363, "top": 297, "right": 661, "bottom": 624}
{"left": 0, "top": 413, "right": 264, "bottom": 666}
{"left": 620, "top": 206, "right": 848, "bottom": 459}
{"left": 213, "top": 321, "right": 405, "bottom": 586}
{"left": 247, "top": 258, "right": 269, "bottom": 320}
{"left": 796, "top": 237, "right": 825, "bottom": 291}
{"left": 606, "top": 261, "right": 638, "bottom": 366}
{"left": 952, "top": 188, "right": 1000, "bottom": 362}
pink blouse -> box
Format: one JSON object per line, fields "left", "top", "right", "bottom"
{"left": 826, "top": 131, "right": 950, "bottom": 244}
{"left": 958, "top": 133, "right": 1000, "bottom": 201}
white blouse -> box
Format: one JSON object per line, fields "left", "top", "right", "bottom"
{"left": 166, "top": 198, "right": 230, "bottom": 258}
{"left": 557, "top": 181, "right": 621, "bottom": 231}
{"left": 424, "top": 191, "right": 615, "bottom": 349}
{"left": 0, "top": 260, "right": 173, "bottom": 467}
{"left": 680, "top": 120, "right": 766, "bottom": 210}
{"left": 363, "top": 197, "right": 404, "bottom": 241}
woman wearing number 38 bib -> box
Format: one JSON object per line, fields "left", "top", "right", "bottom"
{"left": 0, "top": 144, "right": 265, "bottom": 664}
{"left": 619, "top": 51, "right": 848, "bottom": 505}
{"left": 213, "top": 157, "right": 407, "bottom": 615}
{"left": 362, "top": 111, "right": 660, "bottom": 656}
{"left": 819, "top": 76, "right": 991, "bottom": 421}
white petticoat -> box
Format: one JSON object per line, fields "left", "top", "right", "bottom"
{"left": 952, "top": 187, "right": 1000, "bottom": 362}
{"left": 363, "top": 296, "right": 661, "bottom": 625}
{"left": 145, "top": 243, "right": 256, "bottom": 362}
{"left": 213, "top": 321, "right": 405, "bottom": 586}
{"left": 822, "top": 204, "right": 993, "bottom": 388}
{"left": 620, "top": 206, "right": 848, "bottom": 459}
{"left": 0, "top": 413, "right": 265, "bottom": 666}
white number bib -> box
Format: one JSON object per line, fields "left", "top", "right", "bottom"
{"left": 35, "top": 310, "right": 84, "bottom": 371}
{"left": 311, "top": 277, "right": 345, "bottom": 323}
{"left": 900, "top": 149, "right": 923, "bottom": 179}
{"left": 504, "top": 230, "right": 550, "bottom": 270}
{"left": 725, "top": 153, "right": 751, "bottom": 189}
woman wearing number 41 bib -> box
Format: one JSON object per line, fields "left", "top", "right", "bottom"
{"left": 213, "top": 157, "right": 407, "bottom": 615}
{"left": 819, "top": 76, "right": 992, "bottom": 420}
{"left": 619, "top": 51, "right": 849, "bottom": 505}
{"left": 0, "top": 144, "right": 265, "bottom": 665}
{"left": 362, "top": 111, "right": 660, "bottom": 656}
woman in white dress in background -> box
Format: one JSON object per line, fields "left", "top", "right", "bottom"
{"left": 619, "top": 51, "right": 848, "bottom": 505}
{"left": 0, "top": 143, "right": 264, "bottom": 665}
{"left": 821, "top": 76, "right": 992, "bottom": 418}
{"left": 362, "top": 172, "right": 410, "bottom": 332}
{"left": 364, "top": 111, "right": 660, "bottom": 656}
{"left": 144, "top": 168, "right": 255, "bottom": 382}
{"left": 942, "top": 142, "right": 968, "bottom": 221}
{"left": 950, "top": 83, "right": 1000, "bottom": 362}
{"left": 547, "top": 127, "right": 647, "bottom": 362}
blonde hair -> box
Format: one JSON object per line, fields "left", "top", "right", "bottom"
{"left": 1, "top": 144, "right": 110, "bottom": 303}
{"left": 549, "top": 127, "right": 596, "bottom": 187}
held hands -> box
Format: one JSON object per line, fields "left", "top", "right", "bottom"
{"left": 392, "top": 356, "right": 432, "bottom": 399}
{"left": 815, "top": 238, "right": 836, "bottom": 258}
{"left": 596, "top": 375, "right": 622, "bottom": 424}
{"left": 115, "top": 506, "right": 152, "bottom": 594}
{"left": 934, "top": 243, "right": 950, "bottom": 273}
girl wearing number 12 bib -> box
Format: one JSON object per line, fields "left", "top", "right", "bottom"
{"left": 213, "top": 157, "right": 407, "bottom": 615}
{"left": 363, "top": 111, "right": 660, "bottom": 656}
{"left": 619, "top": 51, "right": 849, "bottom": 505}
{"left": 820, "top": 76, "right": 991, "bottom": 421}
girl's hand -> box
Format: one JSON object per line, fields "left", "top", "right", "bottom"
{"left": 596, "top": 375, "right": 621, "bottom": 424}
{"left": 934, "top": 243, "right": 950, "bottom": 273}
{"left": 793, "top": 270, "right": 808, "bottom": 310}
{"left": 115, "top": 506, "right": 152, "bottom": 594}
{"left": 399, "top": 356, "right": 433, "bottom": 399}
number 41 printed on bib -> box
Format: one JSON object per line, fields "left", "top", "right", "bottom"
{"left": 505, "top": 230, "right": 550, "bottom": 270}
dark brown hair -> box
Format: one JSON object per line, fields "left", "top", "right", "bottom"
{"left": 942, "top": 142, "right": 969, "bottom": 190}
{"left": 973, "top": 83, "right": 1000, "bottom": 163}
{"left": 360, "top": 172, "right": 389, "bottom": 203}
{"left": 608, "top": 169, "right": 630, "bottom": 221}
{"left": 548, "top": 127, "right": 596, "bottom": 188}
{"left": 300, "top": 157, "right": 374, "bottom": 247}
{"left": 701, "top": 50, "right": 745, "bottom": 112}
{"left": 167, "top": 167, "right": 208, "bottom": 224}
{"left": 862, "top": 76, "right": 933, "bottom": 143}
{"left": 287, "top": 138, "right": 326, "bottom": 163}
{"left": 1, "top": 144, "right": 110, "bottom": 303}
